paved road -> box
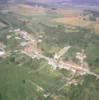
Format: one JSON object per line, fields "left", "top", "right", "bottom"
{"left": 22, "top": 50, "right": 99, "bottom": 79}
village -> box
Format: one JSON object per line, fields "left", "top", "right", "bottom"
{"left": 5, "top": 28, "right": 98, "bottom": 86}
{"left": 0, "top": 27, "right": 99, "bottom": 87}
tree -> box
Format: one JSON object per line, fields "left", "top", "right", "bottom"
{"left": 89, "top": 14, "right": 96, "bottom": 21}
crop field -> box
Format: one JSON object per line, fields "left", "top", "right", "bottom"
{"left": 11, "top": 4, "right": 46, "bottom": 16}
{"left": 51, "top": 8, "right": 99, "bottom": 34}
{"left": 53, "top": 17, "right": 99, "bottom": 33}
{"left": 52, "top": 17, "right": 89, "bottom": 26}
{"left": 94, "top": 23, "right": 99, "bottom": 34}
{"left": 54, "top": 9, "right": 81, "bottom": 17}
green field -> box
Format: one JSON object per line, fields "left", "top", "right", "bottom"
{"left": 0, "top": 8, "right": 99, "bottom": 100}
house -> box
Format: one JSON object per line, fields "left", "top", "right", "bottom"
{"left": 0, "top": 49, "right": 5, "bottom": 57}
